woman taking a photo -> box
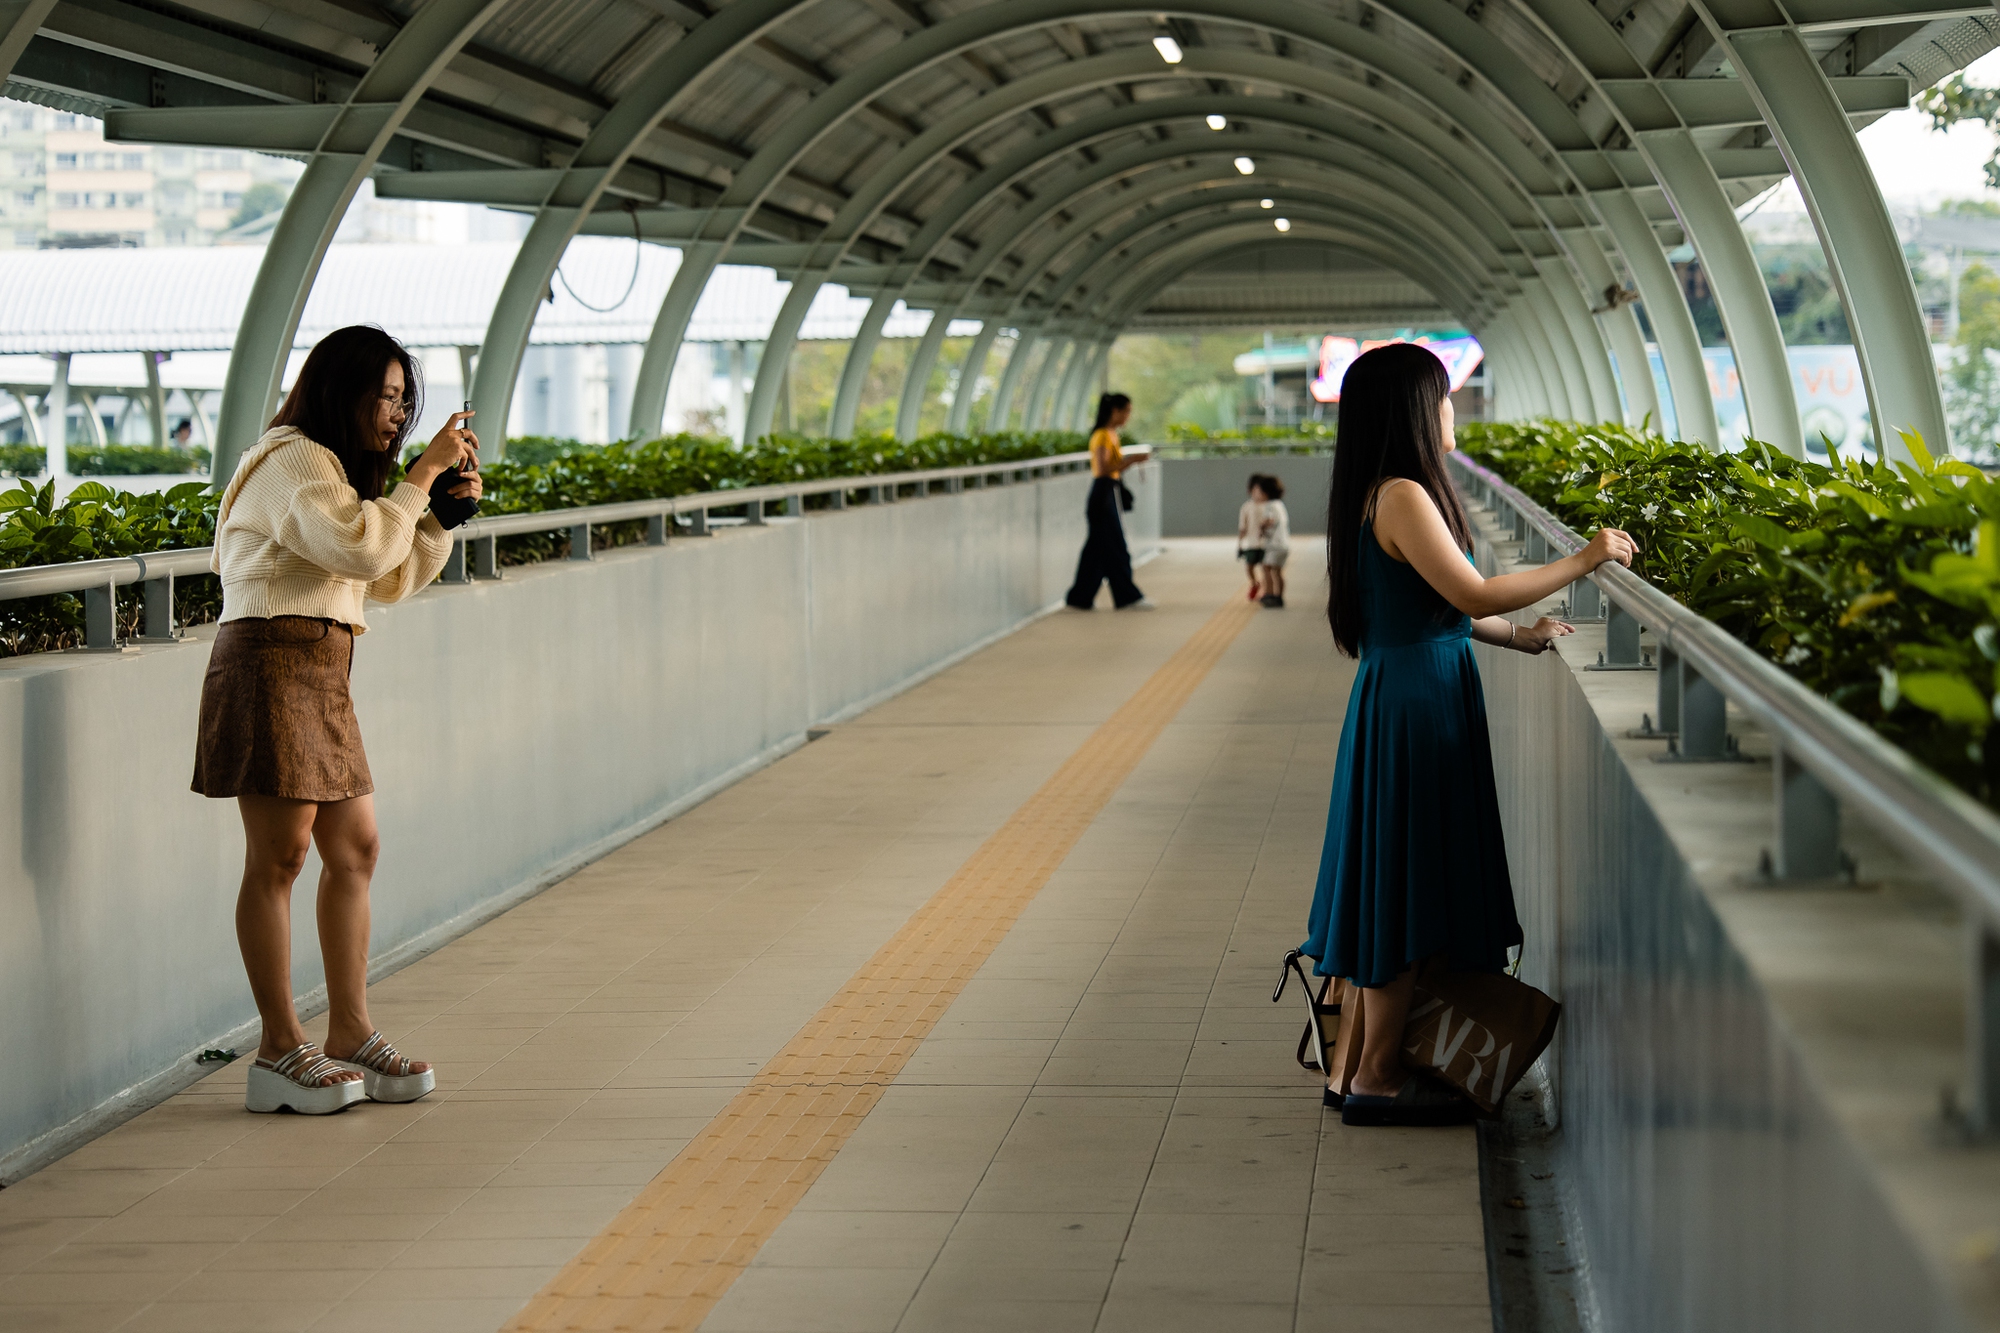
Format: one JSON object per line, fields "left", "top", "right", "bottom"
{"left": 193, "top": 324, "right": 481, "bottom": 1115}
{"left": 1300, "top": 343, "right": 1634, "bottom": 1127}
{"left": 1064, "top": 392, "right": 1153, "bottom": 611}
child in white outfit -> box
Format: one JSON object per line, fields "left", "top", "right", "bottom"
{"left": 1236, "top": 475, "right": 1290, "bottom": 607}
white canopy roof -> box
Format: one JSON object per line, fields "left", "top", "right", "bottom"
{"left": 0, "top": 239, "right": 974, "bottom": 355}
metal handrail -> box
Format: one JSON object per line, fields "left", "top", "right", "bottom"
{"left": 0, "top": 451, "right": 1101, "bottom": 647}
{"left": 1450, "top": 450, "right": 2000, "bottom": 923}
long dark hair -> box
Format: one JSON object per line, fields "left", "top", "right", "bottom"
{"left": 269, "top": 325, "right": 421, "bottom": 501}
{"left": 1325, "top": 342, "right": 1470, "bottom": 658}
{"left": 1091, "top": 392, "right": 1132, "bottom": 431}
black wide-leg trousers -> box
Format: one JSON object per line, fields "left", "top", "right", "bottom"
{"left": 1065, "top": 476, "right": 1144, "bottom": 609}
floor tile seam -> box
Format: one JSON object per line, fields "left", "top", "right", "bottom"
{"left": 502, "top": 598, "right": 1258, "bottom": 1333}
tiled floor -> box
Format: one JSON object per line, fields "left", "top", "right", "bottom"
{"left": 0, "top": 539, "right": 1490, "bottom": 1333}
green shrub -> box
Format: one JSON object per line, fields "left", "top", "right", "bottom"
{"left": 0, "top": 429, "right": 1083, "bottom": 655}
{"left": 0, "top": 444, "right": 211, "bottom": 477}
{"left": 1460, "top": 420, "right": 2000, "bottom": 809}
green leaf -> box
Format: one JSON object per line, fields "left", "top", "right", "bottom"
{"left": 1896, "top": 671, "right": 1992, "bottom": 726}
{"left": 1727, "top": 513, "right": 1795, "bottom": 552}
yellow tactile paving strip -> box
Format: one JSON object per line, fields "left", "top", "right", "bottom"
{"left": 506, "top": 597, "right": 1258, "bottom": 1333}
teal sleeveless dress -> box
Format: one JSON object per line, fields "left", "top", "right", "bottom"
{"left": 1299, "top": 521, "right": 1523, "bottom": 987}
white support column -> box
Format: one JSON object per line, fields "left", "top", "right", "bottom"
{"left": 1556, "top": 228, "right": 1659, "bottom": 430}
{"left": 830, "top": 295, "right": 896, "bottom": 439}
{"left": 1637, "top": 130, "right": 1802, "bottom": 456}
{"left": 44, "top": 352, "right": 68, "bottom": 479}
{"left": 7, "top": 387, "right": 39, "bottom": 447}
{"left": 75, "top": 390, "right": 106, "bottom": 447}
{"left": 1722, "top": 25, "right": 1946, "bottom": 459}
{"left": 1537, "top": 258, "right": 1623, "bottom": 423}
{"left": 1594, "top": 190, "right": 1719, "bottom": 447}
{"left": 945, "top": 321, "right": 1001, "bottom": 435}
{"left": 1521, "top": 281, "right": 1588, "bottom": 419}
{"left": 143, "top": 352, "right": 168, "bottom": 448}
{"left": 986, "top": 327, "right": 1041, "bottom": 431}
{"left": 628, "top": 242, "right": 725, "bottom": 441}
{"left": 745, "top": 270, "right": 830, "bottom": 445}
{"left": 893, "top": 305, "right": 956, "bottom": 441}
{"left": 1024, "top": 338, "right": 1075, "bottom": 430}
{"left": 725, "top": 341, "right": 747, "bottom": 446}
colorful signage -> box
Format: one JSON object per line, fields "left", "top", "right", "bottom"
{"left": 1311, "top": 334, "right": 1485, "bottom": 402}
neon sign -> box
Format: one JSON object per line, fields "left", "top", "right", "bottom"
{"left": 1310, "top": 334, "right": 1484, "bottom": 403}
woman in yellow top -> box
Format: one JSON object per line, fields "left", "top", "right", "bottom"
{"left": 193, "top": 325, "right": 481, "bottom": 1116}
{"left": 1064, "top": 393, "right": 1153, "bottom": 610}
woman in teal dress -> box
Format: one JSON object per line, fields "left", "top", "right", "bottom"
{"left": 1302, "top": 343, "right": 1635, "bottom": 1127}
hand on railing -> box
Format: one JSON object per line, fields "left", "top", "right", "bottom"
{"left": 1579, "top": 528, "right": 1636, "bottom": 572}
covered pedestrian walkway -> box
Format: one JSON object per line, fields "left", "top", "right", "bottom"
{"left": 0, "top": 541, "right": 1492, "bottom": 1333}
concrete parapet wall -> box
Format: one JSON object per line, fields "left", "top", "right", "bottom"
{"left": 0, "top": 465, "right": 1158, "bottom": 1176}
{"left": 1468, "top": 505, "right": 1972, "bottom": 1331}
{"left": 1156, "top": 456, "right": 1332, "bottom": 537}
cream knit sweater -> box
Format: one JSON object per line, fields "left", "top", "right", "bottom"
{"left": 211, "top": 426, "right": 452, "bottom": 633}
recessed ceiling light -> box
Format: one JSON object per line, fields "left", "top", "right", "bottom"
{"left": 1274, "top": 218, "right": 1292, "bottom": 232}
{"left": 1205, "top": 114, "right": 1227, "bottom": 130}
{"left": 1259, "top": 198, "right": 1274, "bottom": 209}
{"left": 1233, "top": 156, "right": 1255, "bottom": 175}
{"left": 1153, "top": 36, "right": 1183, "bottom": 63}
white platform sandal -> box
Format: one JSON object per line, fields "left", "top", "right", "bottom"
{"left": 331, "top": 1032, "right": 435, "bottom": 1103}
{"left": 245, "top": 1043, "right": 366, "bottom": 1115}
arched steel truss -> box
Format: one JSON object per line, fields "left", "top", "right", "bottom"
{"left": 6, "top": 0, "right": 1978, "bottom": 476}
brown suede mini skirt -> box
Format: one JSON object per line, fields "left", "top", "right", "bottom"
{"left": 191, "top": 616, "right": 374, "bottom": 802}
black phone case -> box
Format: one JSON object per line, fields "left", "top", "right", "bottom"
{"left": 427, "top": 464, "right": 479, "bottom": 531}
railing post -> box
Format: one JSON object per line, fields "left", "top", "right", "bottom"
{"left": 1527, "top": 529, "right": 1548, "bottom": 563}
{"left": 1677, "top": 662, "right": 1727, "bottom": 760}
{"left": 569, "top": 522, "right": 593, "bottom": 561}
{"left": 826, "top": 488, "right": 846, "bottom": 510}
{"left": 915, "top": 479, "right": 930, "bottom": 497}
{"left": 442, "top": 539, "right": 470, "bottom": 583}
{"left": 646, "top": 514, "right": 669, "bottom": 546}
{"left": 747, "top": 498, "right": 765, "bottom": 525}
{"left": 1656, "top": 644, "right": 1682, "bottom": 734}
{"left": 82, "top": 579, "right": 118, "bottom": 650}
{"left": 785, "top": 493, "right": 803, "bottom": 517}
{"left": 1970, "top": 923, "right": 2000, "bottom": 1135}
{"left": 474, "top": 534, "right": 499, "bottom": 579}
{"left": 1590, "top": 602, "right": 1644, "bottom": 669}
{"left": 867, "top": 486, "right": 884, "bottom": 504}
{"left": 1569, "top": 576, "right": 1604, "bottom": 621}
{"left": 139, "top": 569, "right": 179, "bottom": 642}
{"left": 688, "top": 508, "right": 709, "bottom": 535}
{"left": 1773, "top": 747, "right": 1841, "bottom": 879}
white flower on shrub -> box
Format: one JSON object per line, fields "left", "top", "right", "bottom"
{"left": 1782, "top": 645, "right": 1811, "bottom": 665}
{"left": 1640, "top": 502, "right": 1660, "bottom": 521}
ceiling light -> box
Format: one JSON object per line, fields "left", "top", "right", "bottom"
{"left": 1153, "top": 35, "right": 1183, "bottom": 63}
{"left": 1259, "top": 198, "right": 1274, "bottom": 209}
{"left": 1233, "top": 156, "right": 1255, "bottom": 175}
{"left": 1205, "top": 114, "right": 1227, "bottom": 130}
{"left": 1274, "top": 218, "right": 1292, "bottom": 232}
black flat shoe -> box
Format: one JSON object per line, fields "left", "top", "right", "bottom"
{"left": 1339, "top": 1073, "right": 1474, "bottom": 1127}
{"left": 1322, "top": 1087, "right": 1345, "bottom": 1109}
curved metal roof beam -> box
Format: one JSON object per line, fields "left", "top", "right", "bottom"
{"left": 932, "top": 115, "right": 1524, "bottom": 305}
{"left": 625, "top": 0, "right": 1634, "bottom": 437}
{"left": 1077, "top": 214, "right": 1487, "bottom": 331}
{"left": 459, "top": 0, "right": 837, "bottom": 457}
{"left": 736, "top": 104, "right": 1517, "bottom": 439}
{"left": 1016, "top": 170, "right": 1509, "bottom": 317}
{"left": 205, "top": 0, "right": 516, "bottom": 483}
{"left": 742, "top": 123, "right": 1523, "bottom": 441}
{"left": 1019, "top": 181, "right": 1501, "bottom": 327}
